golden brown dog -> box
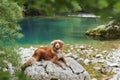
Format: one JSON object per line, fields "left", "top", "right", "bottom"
{"left": 21, "top": 40, "right": 67, "bottom": 71}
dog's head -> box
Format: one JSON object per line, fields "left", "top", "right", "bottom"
{"left": 51, "top": 40, "right": 64, "bottom": 51}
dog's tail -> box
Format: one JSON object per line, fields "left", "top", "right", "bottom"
{"left": 21, "top": 63, "right": 28, "bottom": 71}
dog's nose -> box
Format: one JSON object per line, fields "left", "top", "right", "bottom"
{"left": 55, "top": 43, "right": 60, "bottom": 48}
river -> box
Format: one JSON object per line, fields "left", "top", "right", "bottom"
{"left": 18, "top": 16, "right": 104, "bottom": 45}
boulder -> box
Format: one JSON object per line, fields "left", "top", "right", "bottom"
{"left": 85, "top": 20, "right": 120, "bottom": 40}
{"left": 24, "top": 57, "right": 90, "bottom": 80}
{"left": 17, "top": 47, "right": 90, "bottom": 80}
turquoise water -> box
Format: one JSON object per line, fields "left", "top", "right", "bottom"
{"left": 18, "top": 17, "right": 104, "bottom": 45}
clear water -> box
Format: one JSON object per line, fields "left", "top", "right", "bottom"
{"left": 18, "top": 17, "right": 104, "bottom": 45}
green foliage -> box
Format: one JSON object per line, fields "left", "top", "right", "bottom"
{"left": 0, "top": 72, "right": 10, "bottom": 80}
{"left": 78, "top": 0, "right": 120, "bottom": 21}
{"left": 0, "top": 0, "right": 26, "bottom": 80}
{"left": 0, "top": 0, "right": 23, "bottom": 45}
{"left": 0, "top": 47, "right": 19, "bottom": 80}
{"left": 0, "top": 47, "right": 20, "bottom": 69}
{"left": 0, "top": 46, "right": 32, "bottom": 80}
{"left": 11, "top": 0, "right": 81, "bottom": 16}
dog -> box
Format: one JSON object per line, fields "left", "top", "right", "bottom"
{"left": 21, "top": 40, "right": 67, "bottom": 71}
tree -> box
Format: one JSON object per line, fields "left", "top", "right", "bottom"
{"left": 10, "top": 0, "right": 120, "bottom": 22}
{"left": 0, "top": 0, "right": 23, "bottom": 45}
{"left": 10, "top": 0, "right": 81, "bottom": 16}
{"left": 78, "top": 0, "right": 120, "bottom": 21}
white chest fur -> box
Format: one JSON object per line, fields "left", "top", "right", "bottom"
{"left": 57, "top": 50, "right": 63, "bottom": 59}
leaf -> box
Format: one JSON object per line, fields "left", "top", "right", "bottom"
{"left": 98, "top": 0, "right": 108, "bottom": 9}
{"left": 114, "top": 2, "right": 120, "bottom": 13}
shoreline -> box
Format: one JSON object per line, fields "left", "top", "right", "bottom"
{"left": 16, "top": 42, "right": 120, "bottom": 80}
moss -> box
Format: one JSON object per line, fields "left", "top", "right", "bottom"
{"left": 85, "top": 22, "right": 120, "bottom": 40}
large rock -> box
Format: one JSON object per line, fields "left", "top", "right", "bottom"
{"left": 17, "top": 47, "right": 90, "bottom": 80}
{"left": 85, "top": 20, "right": 120, "bottom": 40}
{"left": 24, "top": 58, "right": 90, "bottom": 80}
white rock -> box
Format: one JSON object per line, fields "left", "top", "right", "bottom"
{"left": 106, "top": 61, "right": 119, "bottom": 67}
{"left": 3, "top": 68, "right": 8, "bottom": 72}
{"left": 84, "top": 59, "right": 91, "bottom": 65}
{"left": 65, "top": 53, "right": 73, "bottom": 57}
{"left": 93, "top": 67, "right": 101, "bottom": 72}
{"left": 76, "top": 58, "right": 84, "bottom": 62}
{"left": 24, "top": 57, "right": 90, "bottom": 80}
{"left": 79, "top": 45, "right": 85, "bottom": 50}
{"left": 102, "top": 50, "right": 107, "bottom": 54}
{"left": 110, "top": 72, "right": 120, "bottom": 80}
{"left": 72, "top": 54, "right": 80, "bottom": 59}
{"left": 95, "top": 54, "right": 103, "bottom": 58}
{"left": 92, "top": 78, "right": 97, "bottom": 80}
{"left": 112, "top": 68, "right": 120, "bottom": 73}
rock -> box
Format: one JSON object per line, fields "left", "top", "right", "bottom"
{"left": 101, "top": 65, "right": 112, "bottom": 74}
{"left": 112, "top": 68, "right": 120, "bottom": 73}
{"left": 95, "top": 54, "right": 103, "bottom": 58}
{"left": 3, "top": 60, "right": 14, "bottom": 74}
{"left": 110, "top": 72, "right": 120, "bottom": 80}
{"left": 84, "top": 59, "right": 91, "bottom": 65}
{"left": 24, "top": 57, "right": 90, "bottom": 80}
{"left": 106, "top": 62, "right": 119, "bottom": 67}
{"left": 72, "top": 54, "right": 80, "bottom": 60}
{"left": 65, "top": 53, "right": 80, "bottom": 60}
{"left": 65, "top": 53, "right": 73, "bottom": 57}
{"left": 92, "top": 78, "right": 97, "bottom": 80}
{"left": 93, "top": 67, "right": 101, "bottom": 72}
{"left": 85, "top": 21, "right": 120, "bottom": 40}
{"left": 76, "top": 58, "right": 84, "bottom": 62}
{"left": 79, "top": 45, "right": 85, "bottom": 50}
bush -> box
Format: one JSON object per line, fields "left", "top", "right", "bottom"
{"left": 0, "top": 0, "right": 23, "bottom": 45}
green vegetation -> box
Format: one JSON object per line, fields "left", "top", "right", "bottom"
{"left": 10, "top": 0, "right": 81, "bottom": 16}
{"left": 0, "top": 0, "right": 23, "bottom": 45}
{"left": 8, "top": 0, "right": 120, "bottom": 21}
{"left": 78, "top": 0, "right": 120, "bottom": 21}
{"left": 0, "top": 0, "right": 27, "bottom": 80}
{"left": 86, "top": 21, "right": 120, "bottom": 40}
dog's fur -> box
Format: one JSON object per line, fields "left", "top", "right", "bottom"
{"left": 21, "top": 40, "right": 67, "bottom": 71}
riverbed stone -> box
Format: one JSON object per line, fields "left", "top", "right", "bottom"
{"left": 84, "top": 59, "right": 91, "bottom": 65}
{"left": 95, "top": 54, "right": 103, "bottom": 58}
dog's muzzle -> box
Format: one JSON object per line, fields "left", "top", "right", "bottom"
{"left": 55, "top": 43, "right": 60, "bottom": 49}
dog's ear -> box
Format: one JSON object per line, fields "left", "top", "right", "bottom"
{"left": 59, "top": 40, "right": 64, "bottom": 45}
{"left": 51, "top": 40, "right": 55, "bottom": 45}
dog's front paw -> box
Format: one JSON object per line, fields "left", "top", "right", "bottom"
{"left": 62, "top": 66, "right": 66, "bottom": 70}
{"left": 66, "top": 63, "right": 70, "bottom": 67}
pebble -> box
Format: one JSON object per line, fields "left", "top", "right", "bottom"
{"left": 72, "top": 54, "right": 80, "bottom": 59}
{"left": 95, "top": 54, "right": 103, "bottom": 58}
{"left": 79, "top": 45, "right": 85, "bottom": 50}
{"left": 84, "top": 59, "right": 91, "bottom": 65}
{"left": 93, "top": 67, "right": 101, "bottom": 72}
{"left": 92, "top": 78, "right": 97, "bottom": 80}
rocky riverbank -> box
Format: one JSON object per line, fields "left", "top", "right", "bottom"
{"left": 15, "top": 43, "right": 120, "bottom": 80}
{"left": 2, "top": 43, "right": 120, "bottom": 80}
{"left": 62, "top": 44, "right": 120, "bottom": 80}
